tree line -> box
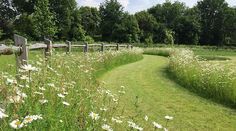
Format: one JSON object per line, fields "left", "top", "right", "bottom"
{"left": 0, "top": 0, "right": 236, "bottom": 46}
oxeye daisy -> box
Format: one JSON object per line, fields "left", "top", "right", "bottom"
{"left": 0, "top": 108, "right": 8, "bottom": 119}
{"left": 101, "top": 124, "right": 113, "bottom": 131}
{"left": 57, "top": 93, "right": 65, "bottom": 98}
{"left": 153, "top": 121, "right": 162, "bottom": 129}
{"left": 10, "top": 119, "right": 24, "bottom": 129}
{"left": 62, "top": 101, "right": 70, "bottom": 106}
{"left": 89, "top": 112, "right": 100, "bottom": 120}
{"left": 165, "top": 115, "right": 173, "bottom": 120}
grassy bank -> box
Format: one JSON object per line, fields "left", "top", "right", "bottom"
{"left": 0, "top": 49, "right": 143, "bottom": 130}
{"left": 168, "top": 49, "right": 236, "bottom": 107}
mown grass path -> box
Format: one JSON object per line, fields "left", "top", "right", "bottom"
{"left": 99, "top": 55, "right": 236, "bottom": 130}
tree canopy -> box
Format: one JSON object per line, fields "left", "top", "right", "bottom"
{"left": 0, "top": 0, "right": 235, "bottom": 46}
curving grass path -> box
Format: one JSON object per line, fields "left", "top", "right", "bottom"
{"left": 99, "top": 55, "right": 236, "bottom": 130}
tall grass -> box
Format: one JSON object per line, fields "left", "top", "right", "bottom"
{"left": 0, "top": 49, "right": 149, "bottom": 130}
{"left": 168, "top": 49, "right": 236, "bottom": 107}
{"left": 143, "top": 48, "right": 172, "bottom": 57}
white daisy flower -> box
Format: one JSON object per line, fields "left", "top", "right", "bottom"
{"left": 100, "top": 108, "right": 108, "bottom": 112}
{"left": 57, "top": 93, "right": 65, "bottom": 98}
{"left": 112, "top": 117, "right": 123, "bottom": 123}
{"left": 165, "top": 115, "right": 173, "bottom": 120}
{"left": 6, "top": 78, "right": 17, "bottom": 85}
{"left": 102, "top": 124, "right": 113, "bottom": 131}
{"left": 47, "top": 83, "right": 55, "bottom": 87}
{"left": 62, "top": 101, "right": 70, "bottom": 106}
{"left": 128, "top": 121, "right": 143, "bottom": 130}
{"left": 153, "top": 121, "right": 162, "bottom": 129}
{"left": 89, "top": 112, "right": 100, "bottom": 120}
{"left": 0, "top": 108, "right": 8, "bottom": 119}
{"left": 21, "top": 64, "right": 38, "bottom": 72}
{"left": 23, "top": 115, "right": 43, "bottom": 124}
{"left": 8, "top": 95, "right": 23, "bottom": 103}
{"left": 20, "top": 75, "right": 28, "bottom": 80}
{"left": 10, "top": 119, "right": 24, "bottom": 129}
{"left": 144, "top": 115, "right": 148, "bottom": 121}
{"left": 39, "top": 99, "right": 48, "bottom": 104}
{"left": 39, "top": 87, "right": 46, "bottom": 91}
{"left": 34, "top": 92, "right": 44, "bottom": 95}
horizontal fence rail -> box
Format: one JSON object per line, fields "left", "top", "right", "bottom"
{"left": 0, "top": 34, "right": 134, "bottom": 71}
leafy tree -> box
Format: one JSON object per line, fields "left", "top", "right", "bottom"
{"left": 69, "top": 9, "right": 86, "bottom": 41}
{"left": 135, "top": 11, "right": 156, "bottom": 42}
{"left": 224, "top": 7, "right": 236, "bottom": 45}
{"left": 79, "top": 6, "right": 101, "bottom": 38}
{"left": 197, "top": 0, "right": 228, "bottom": 46}
{"left": 0, "top": 28, "right": 3, "bottom": 39}
{"left": 12, "top": 0, "right": 36, "bottom": 14}
{"left": 144, "top": 35, "right": 153, "bottom": 47}
{"left": 173, "top": 8, "right": 200, "bottom": 45}
{"left": 49, "top": 0, "right": 77, "bottom": 40}
{"left": 135, "top": 11, "right": 167, "bottom": 43}
{"left": 32, "top": 0, "right": 57, "bottom": 39}
{"left": 100, "top": 0, "right": 123, "bottom": 41}
{"left": 0, "top": 0, "right": 17, "bottom": 39}
{"left": 164, "top": 29, "right": 174, "bottom": 45}
{"left": 148, "top": 1, "right": 186, "bottom": 28}
{"left": 13, "top": 13, "right": 35, "bottom": 40}
{"left": 112, "top": 13, "right": 140, "bottom": 43}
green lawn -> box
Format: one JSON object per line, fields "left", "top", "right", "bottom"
{"left": 99, "top": 55, "right": 236, "bottom": 130}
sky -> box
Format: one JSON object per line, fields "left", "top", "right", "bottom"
{"left": 77, "top": 0, "right": 236, "bottom": 14}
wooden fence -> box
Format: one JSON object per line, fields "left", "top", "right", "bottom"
{"left": 0, "top": 34, "right": 133, "bottom": 70}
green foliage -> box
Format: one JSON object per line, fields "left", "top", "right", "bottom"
{"left": 100, "top": 0, "right": 123, "bottom": 41}
{"left": 148, "top": 1, "right": 186, "bottom": 28}
{"left": 49, "top": 0, "right": 77, "bottom": 40}
{"left": 164, "top": 29, "right": 174, "bottom": 45}
{"left": 135, "top": 11, "right": 156, "bottom": 42}
{"left": 173, "top": 8, "right": 200, "bottom": 44}
{"left": 197, "top": 0, "right": 228, "bottom": 46}
{"left": 224, "top": 7, "right": 236, "bottom": 45}
{"left": 79, "top": 6, "right": 101, "bottom": 37}
{"left": 12, "top": 0, "right": 36, "bottom": 14}
{"left": 32, "top": 0, "right": 57, "bottom": 39}
{"left": 69, "top": 9, "right": 86, "bottom": 41}
{"left": 112, "top": 13, "right": 140, "bottom": 43}
{"left": 0, "top": 29, "right": 3, "bottom": 39}
{"left": 84, "top": 35, "right": 94, "bottom": 44}
{"left": 144, "top": 35, "right": 153, "bottom": 47}
{"left": 13, "top": 13, "right": 35, "bottom": 40}
{"left": 0, "top": 0, "right": 16, "bottom": 39}
{"left": 0, "top": 0, "right": 236, "bottom": 46}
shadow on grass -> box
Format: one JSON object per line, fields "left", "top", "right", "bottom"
{"left": 161, "top": 66, "right": 236, "bottom": 110}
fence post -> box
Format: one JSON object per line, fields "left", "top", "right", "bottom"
{"left": 116, "top": 43, "right": 119, "bottom": 51}
{"left": 84, "top": 42, "right": 88, "bottom": 53}
{"left": 14, "top": 34, "right": 28, "bottom": 69}
{"left": 44, "top": 38, "right": 52, "bottom": 57}
{"left": 66, "top": 40, "right": 71, "bottom": 53}
{"left": 101, "top": 43, "right": 104, "bottom": 52}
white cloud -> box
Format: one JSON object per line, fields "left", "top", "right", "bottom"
{"left": 118, "top": 0, "right": 130, "bottom": 8}
{"left": 77, "top": 0, "right": 130, "bottom": 8}
{"left": 77, "top": 0, "right": 236, "bottom": 13}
